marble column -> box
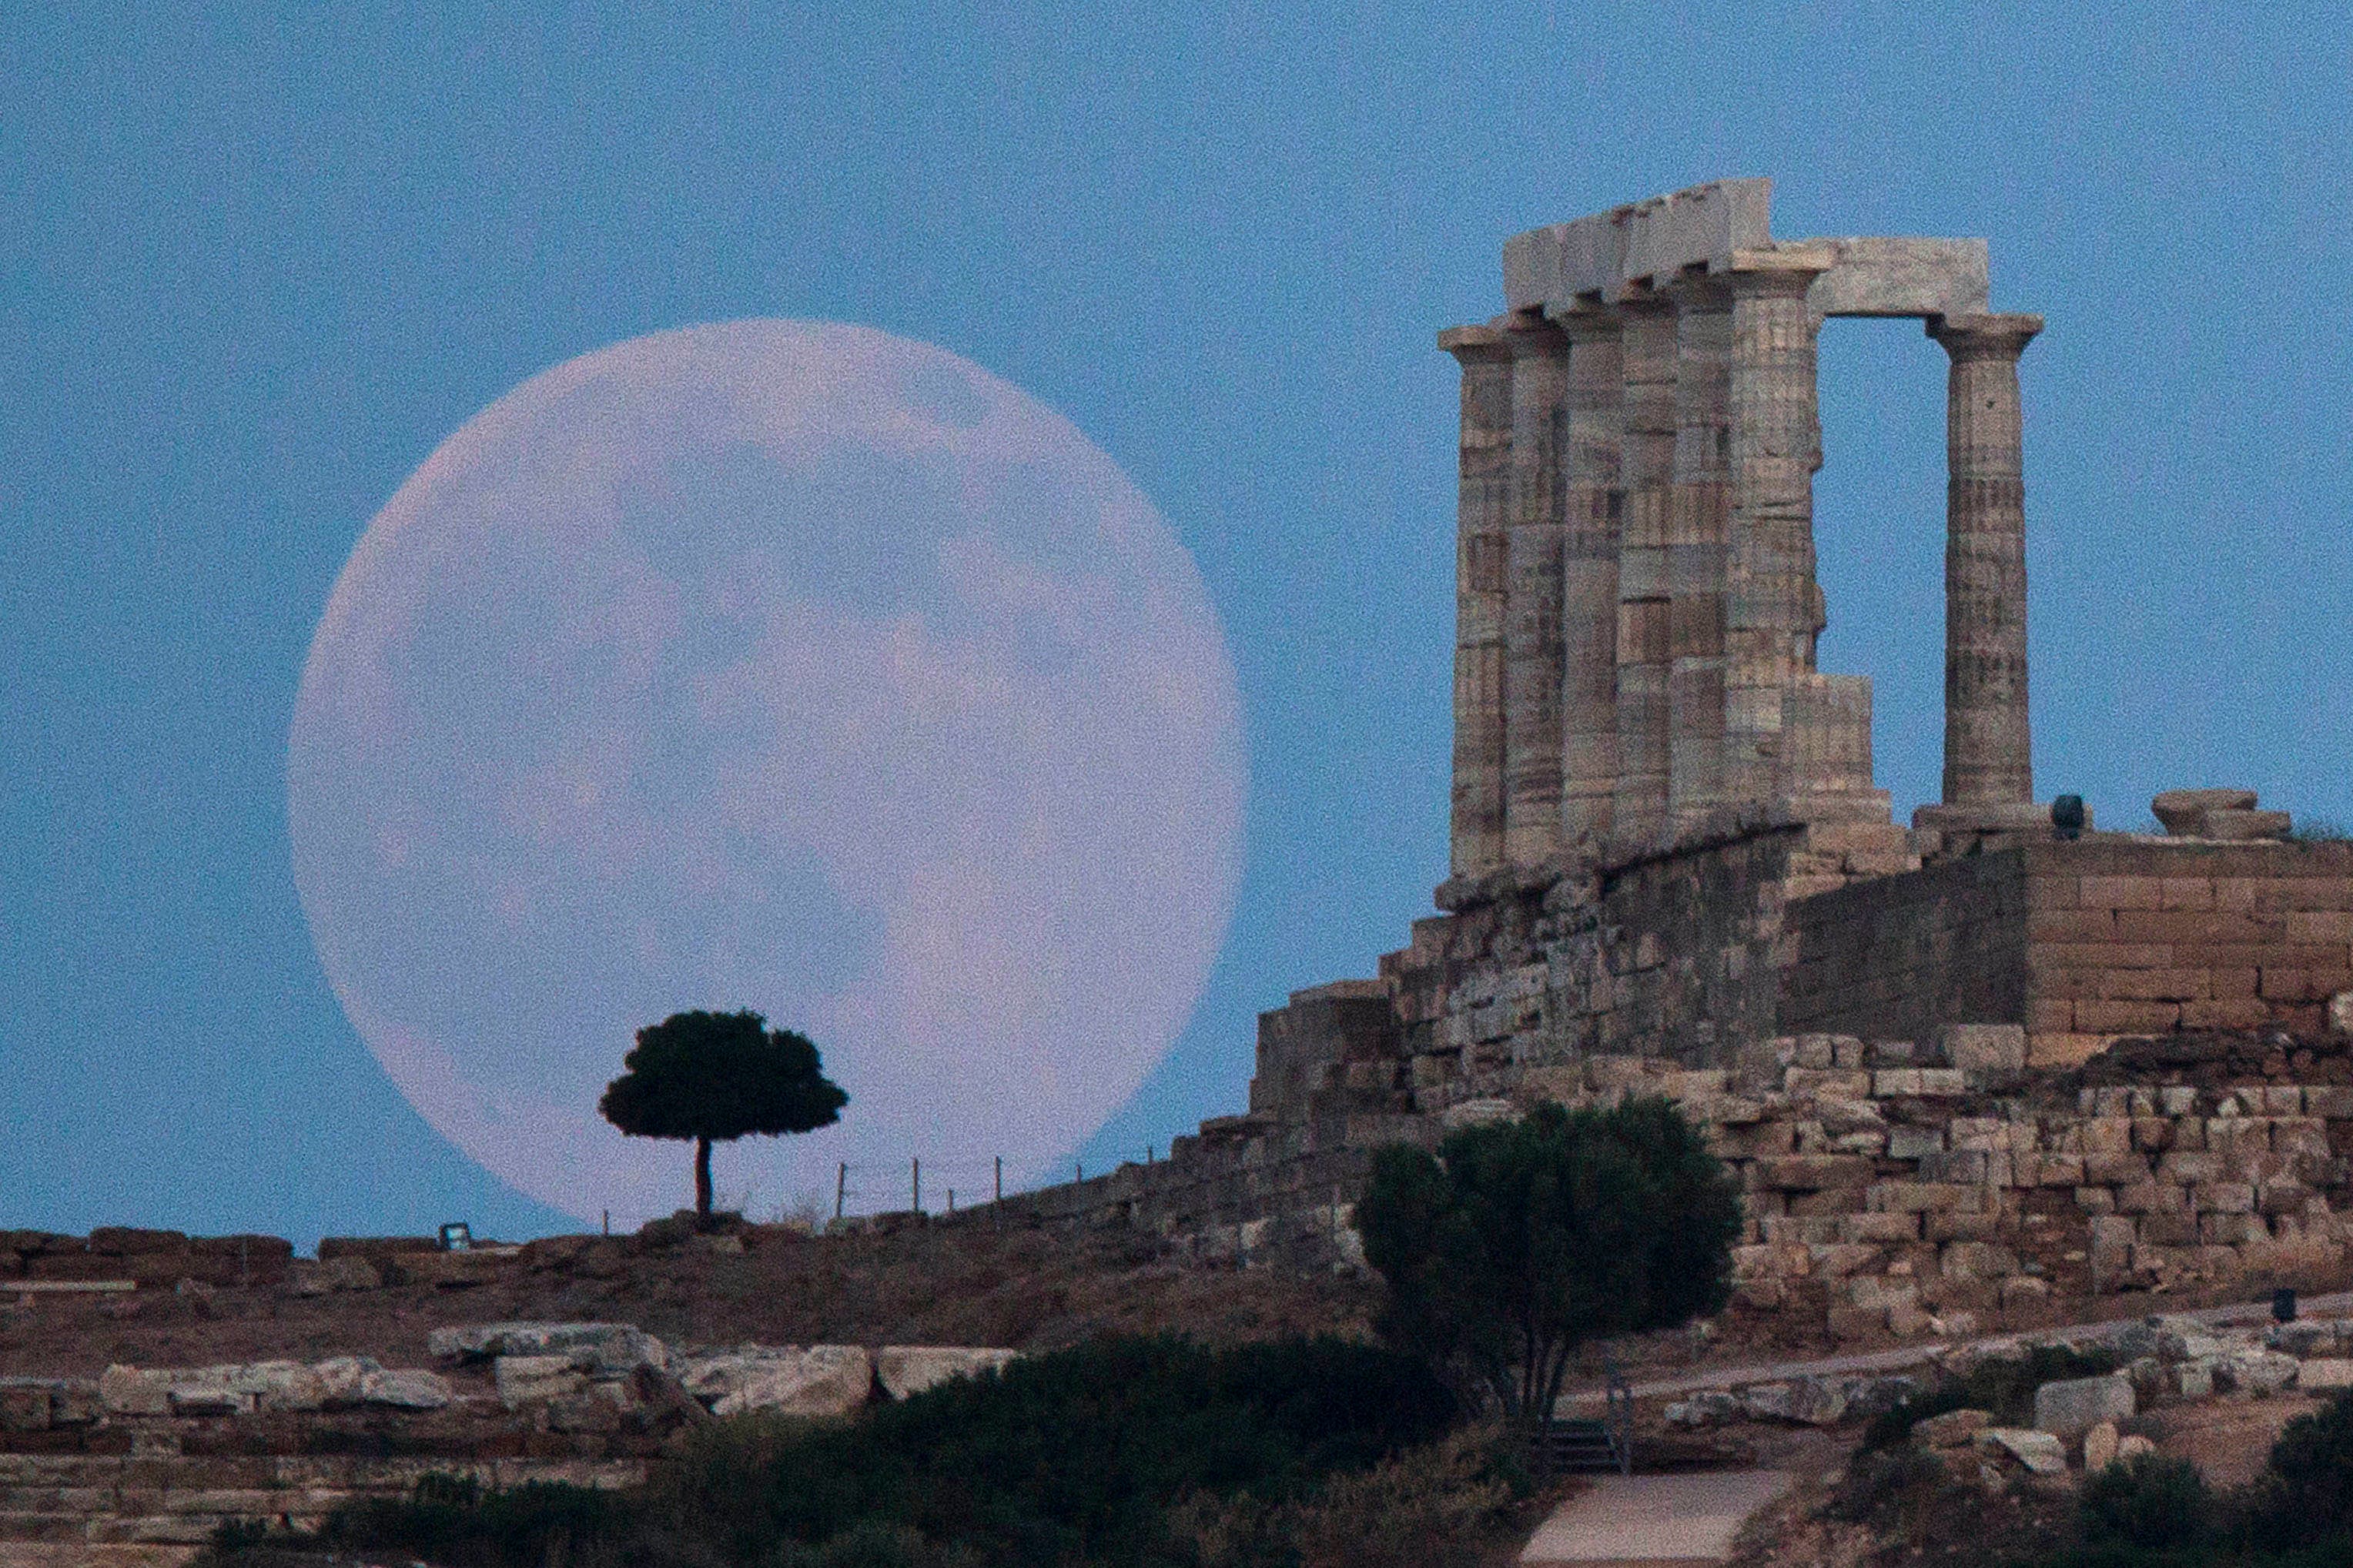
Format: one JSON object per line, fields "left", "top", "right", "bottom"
{"left": 1438, "top": 323, "right": 1515, "bottom": 878}
{"left": 1555, "top": 306, "right": 1623, "bottom": 847}
{"left": 1501, "top": 309, "right": 1571, "bottom": 865}
{"left": 1930, "top": 312, "right": 2042, "bottom": 807}
{"left": 1611, "top": 295, "right": 1677, "bottom": 844}
{"left": 1665, "top": 273, "right": 1734, "bottom": 832}
{"left": 1724, "top": 252, "right": 1831, "bottom": 809}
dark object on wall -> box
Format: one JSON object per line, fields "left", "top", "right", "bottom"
{"left": 437, "top": 1223, "right": 472, "bottom": 1253}
{"left": 2052, "top": 795, "right": 2087, "bottom": 841}
{"left": 2276, "top": 1288, "right": 2299, "bottom": 1324}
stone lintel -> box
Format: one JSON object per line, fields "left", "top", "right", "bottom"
{"left": 1802, "top": 237, "right": 1990, "bottom": 319}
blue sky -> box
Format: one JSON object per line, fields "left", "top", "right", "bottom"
{"left": 6, "top": 2, "right": 2351, "bottom": 1242}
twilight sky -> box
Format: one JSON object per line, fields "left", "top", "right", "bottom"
{"left": 5, "top": 2, "right": 2352, "bottom": 1243}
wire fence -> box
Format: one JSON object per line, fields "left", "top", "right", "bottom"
{"left": 715, "top": 1144, "right": 1177, "bottom": 1225}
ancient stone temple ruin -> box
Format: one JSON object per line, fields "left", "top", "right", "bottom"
{"left": 1437, "top": 176, "right": 2043, "bottom": 884}
{"left": 987, "top": 179, "right": 2353, "bottom": 1338}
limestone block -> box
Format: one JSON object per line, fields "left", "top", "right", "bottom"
{"left": 427, "top": 1321, "right": 667, "bottom": 1374}
{"left": 1873, "top": 1069, "right": 1924, "bottom": 1098}
{"left": 1942, "top": 1242, "right": 2019, "bottom": 1281}
{"left": 99, "top": 1366, "right": 172, "bottom": 1417}
{"left": 2205, "top": 809, "right": 2293, "bottom": 841}
{"left": 311, "top": 1356, "right": 380, "bottom": 1408}
{"left": 360, "top": 1369, "right": 453, "bottom": 1409}
{"left": 1980, "top": 1428, "right": 2068, "bottom": 1475}
{"left": 1889, "top": 1126, "right": 1945, "bottom": 1162}
{"left": 2334, "top": 992, "right": 2353, "bottom": 1037}
{"left": 1827, "top": 1305, "right": 1889, "bottom": 1340}
{"left": 2152, "top": 789, "right": 2258, "bottom": 835}
{"left": 1999, "top": 1277, "right": 2052, "bottom": 1311}
{"left": 678, "top": 1346, "right": 874, "bottom": 1418}
{"left": 2217, "top": 1350, "right": 2300, "bottom": 1396}
{"left": 1913, "top": 1408, "right": 1989, "bottom": 1448}
{"left": 495, "top": 1356, "right": 587, "bottom": 1409}
{"left": 1840, "top": 1212, "right": 1922, "bottom": 1244}
{"left": 2033, "top": 1375, "right": 2134, "bottom": 1441}
{"left": 2178, "top": 1362, "right": 2214, "bottom": 1399}
{"left": 2201, "top": 1183, "right": 2257, "bottom": 1215}
{"left": 1939, "top": 1024, "right": 2026, "bottom": 1076}
{"left": 1652, "top": 1393, "right": 1733, "bottom": 1437}
{"left": 1787, "top": 1068, "right": 1872, "bottom": 1100}
{"left": 1752, "top": 1155, "right": 1873, "bottom": 1192}
{"left": 875, "top": 1347, "right": 1019, "bottom": 1400}
{"left": 1740, "top": 1376, "right": 1846, "bottom": 1426}
{"left": 2082, "top": 1419, "right": 2120, "bottom": 1472}
{"left": 2161, "top": 1087, "right": 2201, "bottom": 1116}
{"left": 167, "top": 1380, "right": 252, "bottom": 1416}
{"left": 2298, "top": 1359, "right": 2353, "bottom": 1390}
{"left": 2117, "top": 1434, "right": 2158, "bottom": 1462}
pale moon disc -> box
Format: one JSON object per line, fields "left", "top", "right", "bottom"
{"left": 288, "top": 320, "right": 1245, "bottom": 1226}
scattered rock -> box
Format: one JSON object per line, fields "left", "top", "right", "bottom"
{"left": 2083, "top": 1419, "right": 2120, "bottom": 1472}
{"left": 2033, "top": 1375, "right": 2135, "bottom": 1442}
{"left": 1664, "top": 1392, "right": 1742, "bottom": 1429}
{"left": 875, "top": 1346, "right": 1019, "bottom": 1400}
{"left": 677, "top": 1346, "right": 873, "bottom": 1418}
{"left": 2298, "top": 1358, "right": 2353, "bottom": 1391}
{"left": 360, "top": 1368, "right": 454, "bottom": 1409}
{"left": 1912, "top": 1408, "right": 1990, "bottom": 1449}
{"left": 428, "top": 1321, "right": 667, "bottom": 1373}
{"left": 496, "top": 1355, "right": 588, "bottom": 1409}
{"left": 1980, "top": 1427, "right": 2068, "bottom": 1476}
{"left": 2117, "top": 1434, "right": 2158, "bottom": 1462}
{"left": 2217, "top": 1350, "right": 2300, "bottom": 1396}
{"left": 99, "top": 1366, "right": 171, "bottom": 1417}
{"left": 1740, "top": 1376, "right": 1846, "bottom": 1426}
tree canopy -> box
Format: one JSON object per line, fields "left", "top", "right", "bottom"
{"left": 1357, "top": 1096, "right": 1741, "bottom": 1436}
{"left": 599, "top": 1009, "right": 848, "bottom": 1218}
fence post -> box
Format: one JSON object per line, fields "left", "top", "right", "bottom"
{"left": 995, "top": 1155, "right": 1003, "bottom": 1204}
{"left": 913, "top": 1156, "right": 921, "bottom": 1215}
{"left": 835, "top": 1162, "right": 847, "bottom": 1222}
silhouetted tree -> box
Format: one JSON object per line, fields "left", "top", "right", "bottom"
{"left": 598, "top": 1010, "right": 847, "bottom": 1219}
{"left": 1357, "top": 1097, "right": 1739, "bottom": 1443}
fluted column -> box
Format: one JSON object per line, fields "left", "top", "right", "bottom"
{"left": 1555, "top": 306, "right": 1623, "bottom": 847}
{"left": 1501, "top": 310, "right": 1570, "bottom": 865}
{"left": 1611, "top": 295, "right": 1676, "bottom": 843}
{"left": 1724, "top": 252, "right": 1831, "bottom": 808}
{"left": 1438, "top": 323, "right": 1514, "bottom": 878}
{"left": 1665, "top": 273, "right": 1734, "bottom": 832}
{"left": 1930, "top": 312, "right": 2041, "bottom": 807}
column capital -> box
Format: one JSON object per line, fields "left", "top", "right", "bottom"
{"left": 1661, "top": 266, "right": 1733, "bottom": 311}
{"left": 1498, "top": 306, "right": 1569, "bottom": 358}
{"left": 1545, "top": 302, "right": 1622, "bottom": 343}
{"left": 1437, "top": 322, "right": 1513, "bottom": 363}
{"left": 1721, "top": 244, "right": 1835, "bottom": 298}
{"left": 1928, "top": 312, "right": 2043, "bottom": 359}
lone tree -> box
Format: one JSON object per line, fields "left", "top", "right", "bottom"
{"left": 1357, "top": 1096, "right": 1740, "bottom": 1444}
{"left": 598, "top": 1009, "right": 848, "bottom": 1220}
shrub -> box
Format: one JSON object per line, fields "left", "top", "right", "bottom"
{"left": 1170, "top": 1425, "right": 1522, "bottom": 1568}
{"left": 2080, "top": 1453, "right": 2214, "bottom": 1551}
{"left": 2245, "top": 1389, "right": 2353, "bottom": 1551}
{"left": 1358, "top": 1098, "right": 1740, "bottom": 1436}
{"left": 1866, "top": 1342, "right": 2120, "bottom": 1449}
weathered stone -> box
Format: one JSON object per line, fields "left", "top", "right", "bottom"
{"left": 1663, "top": 1391, "right": 1742, "bottom": 1429}
{"left": 875, "top": 1347, "right": 1019, "bottom": 1400}
{"left": 2117, "top": 1433, "right": 2158, "bottom": 1462}
{"left": 359, "top": 1369, "right": 453, "bottom": 1409}
{"left": 1739, "top": 1375, "right": 1846, "bottom": 1426}
{"left": 2033, "top": 1375, "right": 2134, "bottom": 1441}
{"left": 1980, "top": 1427, "right": 2068, "bottom": 1476}
{"left": 311, "top": 1356, "right": 380, "bottom": 1408}
{"left": 495, "top": 1356, "right": 588, "bottom": 1409}
{"left": 2082, "top": 1419, "right": 2120, "bottom": 1472}
{"left": 1943, "top": 1024, "right": 2027, "bottom": 1076}
{"left": 2217, "top": 1350, "right": 2300, "bottom": 1396}
{"left": 427, "top": 1321, "right": 666, "bottom": 1374}
{"left": 99, "top": 1366, "right": 171, "bottom": 1417}
{"left": 677, "top": 1346, "right": 874, "bottom": 1418}
{"left": 2297, "top": 1358, "right": 2353, "bottom": 1390}
{"left": 1913, "top": 1407, "right": 1990, "bottom": 1448}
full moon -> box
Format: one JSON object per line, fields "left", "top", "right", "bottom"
{"left": 288, "top": 320, "right": 1245, "bottom": 1227}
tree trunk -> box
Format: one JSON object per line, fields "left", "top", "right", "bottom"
{"left": 695, "top": 1136, "right": 714, "bottom": 1219}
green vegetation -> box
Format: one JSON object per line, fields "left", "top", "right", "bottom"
{"left": 600, "top": 1008, "right": 848, "bottom": 1218}
{"left": 197, "top": 1335, "right": 1520, "bottom": 1568}
{"left": 1356, "top": 1096, "right": 1741, "bottom": 1441}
